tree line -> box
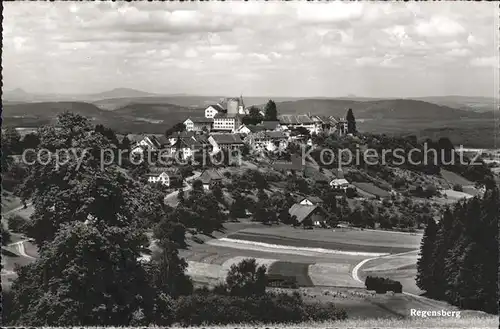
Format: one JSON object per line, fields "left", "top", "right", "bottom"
{"left": 416, "top": 185, "right": 499, "bottom": 314}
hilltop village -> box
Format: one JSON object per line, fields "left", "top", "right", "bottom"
{"left": 129, "top": 96, "right": 348, "bottom": 159}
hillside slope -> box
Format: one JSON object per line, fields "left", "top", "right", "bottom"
{"left": 413, "top": 96, "right": 497, "bottom": 113}
{"left": 113, "top": 103, "right": 203, "bottom": 123}
{"left": 2, "top": 101, "right": 194, "bottom": 134}
{"left": 274, "top": 99, "right": 492, "bottom": 120}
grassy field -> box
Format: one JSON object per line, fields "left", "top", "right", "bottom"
{"left": 1, "top": 190, "right": 22, "bottom": 214}
{"left": 352, "top": 182, "right": 391, "bottom": 198}
{"left": 227, "top": 231, "right": 414, "bottom": 254}
{"left": 228, "top": 226, "right": 422, "bottom": 250}
{"left": 440, "top": 169, "right": 474, "bottom": 187}
{"left": 133, "top": 315, "right": 498, "bottom": 328}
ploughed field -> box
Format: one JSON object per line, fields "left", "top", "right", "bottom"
{"left": 227, "top": 226, "right": 422, "bottom": 252}
{"left": 183, "top": 225, "right": 422, "bottom": 289}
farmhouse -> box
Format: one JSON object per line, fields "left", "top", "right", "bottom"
{"left": 237, "top": 124, "right": 252, "bottom": 135}
{"left": 204, "top": 104, "right": 227, "bottom": 119}
{"left": 258, "top": 121, "right": 282, "bottom": 131}
{"left": 184, "top": 117, "right": 213, "bottom": 132}
{"left": 330, "top": 178, "right": 350, "bottom": 191}
{"left": 336, "top": 117, "right": 348, "bottom": 136}
{"left": 129, "top": 134, "right": 163, "bottom": 155}
{"left": 208, "top": 133, "right": 245, "bottom": 153}
{"left": 297, "top": 196, "right": 324, "bottom": 206}
{"left": 310, "top": 115, "right": 341, "bottom": 135}
{"left": 167, "top": 131, "right": 197, "bottom": 145}
{"left": 212, "top": 113, "right": 242, "bottom": 132}
{"left": 289, "top": 203, "right": 328, "bottom": 227}
{"left": 278, "top": 114, "right": 320, "bottom": 135}
{"left": 168, "top": 133, "right": 211, "bottom": 160}
{"left": 237, "top": 124, "right": 265, "bottom": 135}
{"left": 244, "top": 131, "right": 289, "bottom": 152}
{"left": 146, "top": 167, "right": 182, "bottom": 187}
{"left": 199, "top": 168, "right": 224, "bottom": 190}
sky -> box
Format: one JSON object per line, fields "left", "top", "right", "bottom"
{"left": 3, "top": 1, "right": 499, "bottom": 98}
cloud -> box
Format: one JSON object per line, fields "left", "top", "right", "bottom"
{"left": 212, "top": 52, "right": 243, "bottom": 61}
{"left": 414, "top": 16, "right": 466, "bottom": 38}
{"left": 470, "top": 56, "right": 498, "bottom": 68}
{"left": 295, "top": 2, "right": 364, "bottom": 24}
{"left": 249, "top": 53, "right": 271, "bottom": 62}
{"left": 184, "top": 48, "right": 198, "bottom": 58}
{"left": 445, "top": 48, "right": 471, "bottom": 57}
{"left": 2, "top": 1, "right": 497, "bottom": 97}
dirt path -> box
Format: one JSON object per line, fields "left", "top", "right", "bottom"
{"left": 2, "top": 202, "right": 32, "bottom": 217}
{"left": 9, "top": 240, "right": 36, "bottom": 260}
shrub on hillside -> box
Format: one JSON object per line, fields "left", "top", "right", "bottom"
{"left": 7, "top": 215, "right": 28, "bottom": 233}
{"left": 173, "top": 292, "right": 346, "bottom": 326}
{"left": 267, "top": 274, "right": 299, "bottom": 289}
{"left": 365, "top": 276, "right": 403, "bottom": 294}
{"left": 226, "top": 258, "right": 267, "bottom": 296}
{"left": 345, "top": 187, "right": 358, "bottom": 198}
{"left": 452, "top": 184, "right": 463, "bottom": 192}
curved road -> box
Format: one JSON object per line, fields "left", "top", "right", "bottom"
{"left": 351, "top": 249, "right": 443, "bottom": 303}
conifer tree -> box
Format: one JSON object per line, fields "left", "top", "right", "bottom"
{"left": 416, "top": 217, "right": 438, "bottom": 292}
{"left": 346, "top": 108, "right": 357, "bottom": 134}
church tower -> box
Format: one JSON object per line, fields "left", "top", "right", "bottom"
{"left": 238, "top": 94, "right": 246, "bottom": 114}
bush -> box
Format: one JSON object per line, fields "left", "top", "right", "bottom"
{"left": 152, "top": 292, "right": 175, "bottom": 326}
{"left": 266, "top": 274, "right": 299, "bottom": 289}
{"left": 225, "top": 258, "right": 267, "bottom": 297}
{"left": 365, "top": 276, "right": 403, "bottom": 294}
{"left": 345, "top": 187, "right": 357, "bottom": 198}
{"left": 452, "top": 184, "right": 463, "bottom": 192}
{"left": 303, "top": 302, "right": 348, "bottom": 321}
{"left": 173, "top": 292, "right": 346, "bottom": 326}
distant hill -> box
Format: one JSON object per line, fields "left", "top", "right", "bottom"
{"left": 113, "top": 102, "right": 203, "bottom": 124}
{"left": 411, "top": 96, "right": 497, "bottom": 113}
{"left": 2, "top": 101, "right": 194, "bottom": 134}
{"left": 2, "top": 88, "right": 162, "bottom": 103}
{"left": 273, "top": 98, "right": 492, "bottom": 120}
{"left": 94, "top": 96, "right": 226, "bottom": 111}
{"left": 94, "top": 95, "right": 307, "bottom": 111}
{"left": 89, "top": 88, "right": 160, "bottom": 99}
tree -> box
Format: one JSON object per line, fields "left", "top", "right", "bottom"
{"left": 278, "top": 208, "right": 292, "bottom": 224}
{"left": 21, "top": 133, "right": 40, "bottom": 151}
{"left": 2, "top": 225, "right": 12, "bottom": 246}
{"left": 9, "top": 222, "right": 155, "bottom": 326}
{"left": 292, "top": 127, "right": 310, "bottom": 137}
{"left": 225, "top": 258, "right": 267, "bottom": 297}
{"left": 212, "top": 184, "right": 223, "bottom": 201}
{"left": 416, "top": 218, "right": 438, "bottom": 292}
{"left": 148, "top": 227, "right": 193, "bottom": 298}
{"left": 7, "top": 112, "right": 193, "bottom": 325}
{"left": 346, "top": 108, "right": 356, "bottom": 134}
{"left": 242, "top": 106, "right": 264, "bottom": 125}
{"left": 120, "top": 136, "right": 131, "bottom": 150}
{"left": 264, "top": 100, "right": 278, "bottom": 121}
{"left": 165, "top": 123, "right": 186, "bottom": 137}
{"left": 230, "top": 194, "right": 247, "bottom": 219}
{"left": 177, "top": 188, "right": 185, "bottom": 204}
{"left": 2, "top": 127, "right": 22, "bottom": 155}
{"left": 95, "top": 124, "right": 119, "bottom": 147}
{"left": 192, "top": 179, "right": 203, "bottom": 192}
